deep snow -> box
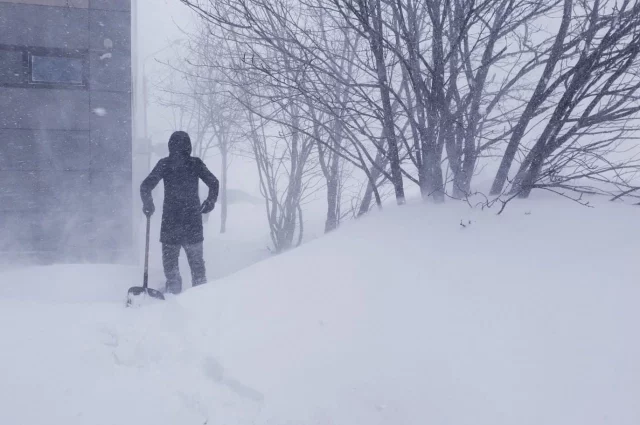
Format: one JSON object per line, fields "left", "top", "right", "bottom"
{"left": 0, "top": 198, "right": 638, "bottom": 425}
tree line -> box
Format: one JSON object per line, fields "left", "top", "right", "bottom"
{"left": 163, "top": 0, "right": 640, "bottom": 252}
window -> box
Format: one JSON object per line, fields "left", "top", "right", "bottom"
{"left": 30, "top": 54, "right": 84, "bottom": 85}
{"left": 0, "top": 46, "right": 88, "bottom": 89}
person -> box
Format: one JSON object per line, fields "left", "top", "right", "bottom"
{"left": 140, "top": 131, "right": 219, "bottom": 294}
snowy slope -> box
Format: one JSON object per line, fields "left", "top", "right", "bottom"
{"left": 0, "top": 198, "right": 638, "bottom": 425}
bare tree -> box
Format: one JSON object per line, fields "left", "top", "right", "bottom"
{"left": 189, "top": 5, "right": 320, "bottom": 251}
{"left": 510, "top": 0, "right": 640, "bottom": 198}
{"left": 159, "top": 29, "right": 245, "bottom": 233}
{"left": 179, "top": 0, "right": 640, "bottom": 226}
{"left": 490, "top": 0, "right": 576, "bottom": 194}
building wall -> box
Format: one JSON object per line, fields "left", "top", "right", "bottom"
{"left": 0, "top": 0, "right": 132, "bottom": 263}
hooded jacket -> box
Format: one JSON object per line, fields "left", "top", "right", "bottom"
{"left": 140, "top": 131, "right": 219, "bottom": 245}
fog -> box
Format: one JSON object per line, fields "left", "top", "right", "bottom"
{"left": 0, "top": 1, "right": 638, "bottom": 424}
{"left": 135, "top": 0, "right": 193, "bottom": 143}
{"left": 1, "top": 0, "right": 639, "bottom": 270}
{"left": 134, "top": 1, "right": 271, "bottom": 277}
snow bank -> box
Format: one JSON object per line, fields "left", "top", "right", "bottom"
{"left": 0, "top": 198, "right": 638, "bottom": 425}
{"left": 0, "top": 264, "right": 137, "bottom": 303}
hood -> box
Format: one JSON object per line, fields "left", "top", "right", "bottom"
{"left": 168, "top": 131, "right": 192, "bottom": 157}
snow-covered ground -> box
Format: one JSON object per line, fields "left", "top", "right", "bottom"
{"left": 0, "top": 197, "right": 638, "bottom": 425}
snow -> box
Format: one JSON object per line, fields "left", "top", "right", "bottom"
{"left": 92, "top": 107, "right": 107, "bottom": 117}
{"left": 0, "top": 198, "right": 638, "bottom": 425}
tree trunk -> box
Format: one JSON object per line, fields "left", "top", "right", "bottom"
{"left": 358, "top": 151, "right": 387, "bottom": 216}
{"left": 489, "top": 0, "right": 573, "bottom": 195}
{"left": 367, "top": 0, "right": 405, "bottom": 205}
{"left": 325, "top": 149, "right": 341, "bottom": 232}
{"left": 421, "top": 0, "right": 446, "bottom": 202}
{"left": 219, "top": 146, "right": 228, "bottom": 234}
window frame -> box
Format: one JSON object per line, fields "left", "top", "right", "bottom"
{"left": 27, "top": 47, "right": 88, "bottom": 88}
{"left": 0, "top": 44, "right": 88, "bottom": 90}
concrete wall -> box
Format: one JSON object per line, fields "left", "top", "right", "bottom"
{"left": 0, "top": 0, "right": 132, "bottom": 263}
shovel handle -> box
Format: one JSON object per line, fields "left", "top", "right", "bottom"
{"left": 143, "top": 215, "right": 150, "bottom": 289}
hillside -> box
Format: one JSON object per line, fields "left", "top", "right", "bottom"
{"left": 0, "top": 198, "right": 638, "bottom": 425}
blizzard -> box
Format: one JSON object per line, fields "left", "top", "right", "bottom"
{"left": 0, "top": 198, "right": 638, "bottom": 425}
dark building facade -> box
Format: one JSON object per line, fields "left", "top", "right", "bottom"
{"left": 0, "top": 0, "right": 133, "bottom": 263}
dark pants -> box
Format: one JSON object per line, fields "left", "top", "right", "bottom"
{"left": 162, "top": 242, "right": 206, "bottom": 294}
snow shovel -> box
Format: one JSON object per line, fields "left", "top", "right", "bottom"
{"left": 126, "top": 215, "right": 165, "bottom": 306}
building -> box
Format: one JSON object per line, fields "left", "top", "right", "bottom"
{"left": 0, "top": 0, "right": 133, "bottom": 263}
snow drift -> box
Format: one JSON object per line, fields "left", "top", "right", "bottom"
{"left": 0, "top": 198, "right": 638, "bottom": 425}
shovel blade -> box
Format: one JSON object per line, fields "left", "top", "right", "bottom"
{"left": 126, "top": 286, "right": 165, "bottom": 307}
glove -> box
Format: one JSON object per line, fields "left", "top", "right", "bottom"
{"left": 142, "top": 201, "right": 155, "bottom": 217}
{"left": 200, "top": 198, "right": 216, "bottom": 214}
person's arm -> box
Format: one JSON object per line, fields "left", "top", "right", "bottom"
{"left": 196, "top": 158, "right": 219, "bottom": 213}
{"left": 140, "top": 160, "right": 166, "bottom": 216}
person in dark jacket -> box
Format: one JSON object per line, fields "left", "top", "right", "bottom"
{"left": 140, "top": 131, "right": 219, "bottom": 294}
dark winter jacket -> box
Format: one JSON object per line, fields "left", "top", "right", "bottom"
{"left": 140, "top": 131, "right": 219, "bottom": 245}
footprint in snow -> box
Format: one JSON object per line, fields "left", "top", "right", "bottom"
{"left": 203, "top": 356, "right": 265, "bottom": 403}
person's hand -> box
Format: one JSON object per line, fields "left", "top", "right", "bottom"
{"left": 200, "top": 199, "right": 216, "bottom": 214}
{"left": 143, "top": 201, "right": 155, "bottom": 217}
